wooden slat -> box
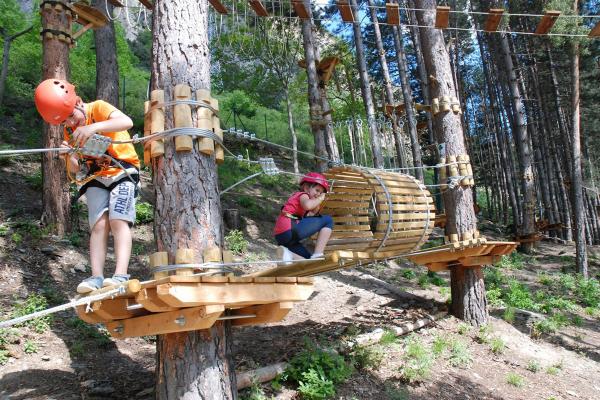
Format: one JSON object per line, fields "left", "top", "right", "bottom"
{"left": 589, "top": 20, "right": 600, "bottom": 37}
{"left": 484, "top": 8, "right": 504, "bottom": 32}
{"left": 136, "top": 288, "right": 178, "bottom": 312}
{"left": 327, "top": 193, "right": 372, "bottom": 201}
{"left": 325, "top": 200, "right": 370, "bottom": 208}
{"left": 386, "top": 3, "right": 400, "bottom": 25}
{"left": 337, "top": 1, "right": 355, "bottom": 23}
{"left": 292, "top": 0, "right": 310, "bottom": 19}
{"left": 138, "top": 0, "right": 153, "bottom": 10}
{"left": 435, "top": 6, "right": 451, "bottom": 29}
{"left": 332, "top": 215, "right": 370, "bottom": 223}
{"left": 458, "top": 255, "right": 499, "bottom": 266}
{"left": 535, "top": 10, "right": 561, "bottom": 35}
{"left": 209, "top": 0, "right": 228, "bottom": 14}
{"left": 71, "top": 3, "right": 108, "bottom": 28}
{"left": 332, "top": 231, "right": 373, "bottom": 238}
{"left": 106, "top": 305, "right": 224, "bottom": 338}
{"left": 334, "top": 224, "right": 372, "bottom": 232}
{"left": 249, "top": 0, "right": 269, "bottom": 17}
{"left": 379, "top": 204, "right": 436, "bottom": 211}
{"left": 231, "top": 302, "right": 294, "bottom": 326}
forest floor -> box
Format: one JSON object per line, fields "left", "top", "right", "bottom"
{"left": 0, "top": 158, "right": 599, "bottom": 400}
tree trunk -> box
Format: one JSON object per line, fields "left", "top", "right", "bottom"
{"left": 570, "top": 25, "right": 588, "bottom": 277}
{"left": 301, "top": 2, "right": 328, "bottom": 172}
{"left": 343, "top": 64, "right": 364, "bottom": 166}
{"left": 414, "top": 0, "right": 485, "bottom": 326}
{"left": 387, "top": 0, "right": 424, "bottom": 181}
{"left": 93, "top": 0, "right": 119, "bottom": 105}
{"left": 284, "top": 84, "right": 300, "bottom": 175}
{"left": 40, "top": 3, "right": 71, "bottom": 235}
{"left": 151, "top": 1, "right": 236, "bottom": 397}
{"left": 349, "top": 0, "right": 383, "bottom": 168}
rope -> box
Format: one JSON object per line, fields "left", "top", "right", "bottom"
{"left": 0, "top": 287, "right": 125, "bottom": 329}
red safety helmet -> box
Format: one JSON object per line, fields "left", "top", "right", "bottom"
{"left": 300, "top": 172, "right": 329, "bottom": 192}
{"left": 34, "top": 79, "right": 78, "bottom": 125}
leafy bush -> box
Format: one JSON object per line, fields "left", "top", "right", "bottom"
{"left": 135, "top": 202, "right": 154, "bottom": 224}
{"left": 504, "top": 280, "right": 537, "bottom": 311}
{"left": 575, "top": 277, "right": 599, "bottom": 307}
{"left": 0, "top": 349, "right": 9, "bottom": 365}
{"left": 526, "top": 359, "right": 541, "bottom": 373}
{"left": 496, "top": 252, "right": 525, "bottom": 269}
{"left": 283, "top": 340, "right": 352, "bottom": 399}
{"left": 225, "top": 229, "right": 248, "bottom": 254}
{"left": 448, "top": 338, "right": 472, "bottom": 368}
{"left": 379, "top": 329, "right": 399, "bottom": 345}
{"left": 23, "top": 340, "right": 38, "bottom": 354}
{"left": 506, "top": 372, "right": 525, "bottom": 387}
{"left": 490, "top": 337, "right": 506, "bottom": 354}
{"left": 401, "top": 269, "right": 416, "bottom": 280}
{"left": 399, "top": 336, "right": 434, "bottom": 383}
{"left": 350, "top": 344, "right": 383, "bottom": 370}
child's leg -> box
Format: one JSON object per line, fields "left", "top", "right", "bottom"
{"left": 89, "top": 213, "right": 110, "bottom": 276}
{"left": 110, "top": 219, "right": 132, "bottom": 275}
{"left": 275, "top": 230, "right": 310, "bottom": 259}
{"left": 107, "top": 180, "right": 137, "bottom": 276}
{"left": 294, "top": 215, "right": 334, "bottom": 255}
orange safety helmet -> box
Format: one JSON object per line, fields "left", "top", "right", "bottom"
{"left": 34, "top": 79, "right": 78, "bottom": 125}
{"left": 300, "top": 172, "right": 329, "bottom": 192}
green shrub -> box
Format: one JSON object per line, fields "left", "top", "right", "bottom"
{"left": 486, "top": 287, "right": 505, "bottom": 307}
{"left": 135, "top": 202, "right": 154, "bottom": 224}
{"left": 417, "top": 274, "right": 431, "bottom": 289}
{"left": 504, "top": 280, "right": 537, "bottom": 311}
{"left": 23, "top": 340, "right": 38, "bottom": 354}
{"left": 11, "top": 232, "right": 22, "bottom": 244}
{"left": 575, "top": 277, "right": 599, "bottom": 307}
{"left": 401, "top": 269, "right": 416, "bottom": 280}
{"left": 490, "top": 337, "right": 506, "bottom": 354}
{"left": 526, "top": 359, "right": 541, "bottom": 373}
{"left": 65, "top": 318, "right": 112, "bottom": 347}
{"left": 350, "top": 344, "right": 383, "bottom": 370}
{"left": 0, "top": 349, "right": 9, "bottom": 365}
{"left": 399, "top": 336, "right": 434, "bottom": 383}
{"left": 12, "top": 293, "right": 52, "bottom": 333}
{"left": 457, "top": 323, "right": 470, "bottom": 335}
{"left": 240, "top": 383, "right": 271, "bottom": 400}
{"left": 297, "top": 369, "right": 335, "bottom": 400}
{"left": 0, "top": 224, "right": 9, "bottom": 236}
{"left": 506, "top": 372, "right": 525, "bottom": 387}
{"left": 484, "top": 267, "right": 507, "bottom": 288}
{"left": 431, "top": 334, "right": 449, "bottom": 357}
{"left": 496, "top": 252, "right": 525, "bottom": 269}
{"left": 225, "top": 229, "right": 248, "bottom": 254}
{"left": 379, "top": 329, "right": 399, "bottom": 345}
{"left": 448, "top": 338, "right": 472, "bottom": 368}
{"left": 25, "top": 169, "right": 43, "bottom": 190}
{"left": 503, "top": 307, "right": 516, "bottom": 323}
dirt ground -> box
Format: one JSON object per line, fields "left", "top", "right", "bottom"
{"left": 0, "top": 160, "right": 599, "bottom": 400}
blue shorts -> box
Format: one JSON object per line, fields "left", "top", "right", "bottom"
{"left": 275, "top": 215, "right": 333, "bottom": 259}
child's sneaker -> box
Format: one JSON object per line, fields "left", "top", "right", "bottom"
{"left": 310, "top": 252, "right": 324, "bottom": 259}
{"left": 76, "top": 276, "right": 104, "bottom": 294}
{"left": 102, "top": 274, "right": 130, "bottom": 287}
{"left": 277, "top": 246, "right": 294, "bottom": 264}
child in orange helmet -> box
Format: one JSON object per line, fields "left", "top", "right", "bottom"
{"left": 274, "top": 172, "right": 333, "bottom": 261}
{"left": 34, "top": 79, "right": 140, "bottom": 293}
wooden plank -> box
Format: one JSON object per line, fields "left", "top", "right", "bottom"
{"left": 231, "top": 302, "right": 294, "bottom": 326}
{"left": 337, "top": 1, "right": 354, "bottom": 23}
{"left": 332, "top": 231, "right": 373, "bottom": 239}
{"left": 75, "top": 305, "right": 107, "bottom": 324}
{"left": 297, "top": 277, "right": 314, "bottom": 284}
{"left": 386, "top": 3, "right": 400, "bottom": 25}
{"left": 249, "top": 0, "right": 269, "bottom": 17}
{"left": 458, "top": 255, "right": 499, "bottom": 267}
{"left": 138, "top": 0, "right": 153, "bottom": 10}
{"left": 201, "top": 276, "right": 229, "bottom": 283}
{"left": 228, "top": 276, "right": 254, "bottom": 283}
{"left": 589, "top": 20, "right": 600, "bottom": 37}
{"left": 136, "top": 288, "right": 178, "bottom": 312}
{"left": 376, "top": 221, "right": 429, "bottom": 230}
{"left": 333, "top": 225, "right": 372, "bottom": 232}
{"left": 435, "top": 6, "right": 451, "bottom": 29}
{"left": 107, "top": 0, "right": 124, "bottom": 6}
{"left": 379, "top": 204, "right": 436, "bottom": 211}
{"left": 332, "top": 215, "right": 370, "bottom": 223}
{"left": 327, "top": 193, "right": 372, "bottom": 201}
{"left": 535, "top": 10, "right": 561, "bottom": 35}
{"left": 253, "top": 277, "right": 277, "bottom": 283}
{"left": 484, "top": 8, "right": 504, "bottom": 32}
{"left": 426, "top": 262, "right": 449, "bottom": 272}
{"left": 209, "top": 0, "right": 228, "bottom": 14}
{"left": 326, "top": 201, "right": 370, "bottom": 208}
{"left": 292, "top": 0, "right": 310, "bottom": 19}
{"left": 71, "top": 3, "right": 108, "bottom": 28}
{"left": 106, "top": 305, "right": 224, "bottom": 338}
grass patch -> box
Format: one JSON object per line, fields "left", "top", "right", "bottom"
{"left": 23, "top": 340, "right": 38, "bottom": 354}
{"left": 490, "top": 337, "right": 506, "bottom": 354}
{"left": 457, "top": 323, "right": 471, "bottom": 335}
{"left": 225, "top": 229, "right": 249, "bottom": 255}
{"left": 506, "top": 372, "right": 525, "bottom": 387}
{"left": 11, "top": 293, "right": 52, "bottom": 333}
{"left": 448, "top": 338, "right": 472, "bottom": 368}
{"left": 503, "top": 307, "right": 516, "bottom": 323}
{"left": 65, "top": 318, "right": 112, "bottom": 347}
{"left": 401, "top": 269, "right": 416, "bottom": 280}
{"left": 379, "top": 329, "right": 399, "bottom": 345}
{"left": 526, "top": 359, "right": 541, "bottom": 373}
{"left": 399, "top": 335, "right": 434, "bottom": 383}
{"left": 350, "top": 344, "right": 383, "bottom": 370}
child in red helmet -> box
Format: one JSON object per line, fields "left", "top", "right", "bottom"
{"left": 34, "top": 79, "right": 140, "bottom": 293}
{"left": 273, "top": 172, "right": 334, "bottom": 261}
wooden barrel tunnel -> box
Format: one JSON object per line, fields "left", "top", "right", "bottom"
{"left": 322, "top": 166, "right": 436, "bottom": 258}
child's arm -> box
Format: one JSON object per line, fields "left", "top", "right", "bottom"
{"left": 60, "top": 141, "right": 80, "bottom": 173}
{"left": 71, "top": 110, "right": 133, "bottom": 147}
{"left": 300, "top": 193, "right": 326, "bottom": 213}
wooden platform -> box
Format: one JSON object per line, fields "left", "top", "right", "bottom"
{"left": 405, "top": 241, "right": 518, "bottom": 272}
{"left": 75, "top": 276, "right": 314, "bottom": 338}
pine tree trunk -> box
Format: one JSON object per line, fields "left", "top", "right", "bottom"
{"left": 349, "top": 0, "right": 383, "bottom": 168}
{"left": 570, "top": 27, "right": 588, "bottom": 277}
{"left": 284, "top": 84, "right": 300, "bottom": 175}
{"left": 93, "top": 0, "right": 119, "bottom": 105}
{"left": 151, "top": 1, "right": 236, "bottom": 397}
{"left": 343, "top": 64, "right": 365, "bottom": 165}
{"left": 40, "top": 2, "right": 71, "bottom": 235}
{"left": 415, "top": 0, "right": 486, "bottom": 326}
{"left": 301, "top": 2, "right": 328, "bottom": 171}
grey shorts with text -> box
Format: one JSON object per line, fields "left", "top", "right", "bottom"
{"left": 86, "top": 180, "right": 136, "bottom": 228}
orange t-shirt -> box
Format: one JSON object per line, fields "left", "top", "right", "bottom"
{"left": 64, "top": 100, "right": 140, "bottom": 178}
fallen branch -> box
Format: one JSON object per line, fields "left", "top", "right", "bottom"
{"left": 237, "top": 362, "right": 288, "bottom": 390}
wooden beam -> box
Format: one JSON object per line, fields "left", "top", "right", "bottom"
{"left": 435, "top": 6, "right": 451, "bottom": 29}
{"left": 137, "top": 0, "right": 153, "bottom": 10}
{"left": 106, "top": 305, "right": 224, "bottom": 338}
{"left": 71, "top": 22, "right": 94, "bottom": 40}
{"left": 231, "top": 302, "right": 294, "bottom": 326}
{"left": 588, "top": 20, "right": 600, "bottom": 37}
{"left": 337, "top": 1, "right": 355, "bottom": 23}
{"left": 71, "top": 3, "right": 108, "bottom": 28}
{"left": 386, "top": 3, "right": 400, "bottom": 26}
{"left": 208, "top": 0, "right": 228, "bottom": 14}
{"left": 535, "top": 10, "right": 561, "bottom": 35}
{"left": 107, "top": 0, "right": 124, "bottom": 7}
{"left": 135, "top": 288, "right": 178, "bottom": 312}
{"left": 484, "top": 8, "right": 504, "bottom": 32}
{"left": 292, "top": 0, "right": 310, "bottom": 19}
{"left": 249, "top": 0, "right": 269, "bottom": 17}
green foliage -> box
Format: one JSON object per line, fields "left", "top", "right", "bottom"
{"left": 506, "top": 372, "right": 525, "bottom": 388}
{"left": 66, "top": 231, "right": 83, "bottom": 247}
{"left": 431, "top": 334, "right": 449, "bottom": 357}
{"left": 399, "top": 335, "right": 434, "bottom": 383}
{"left": 448, "top": 338, "right": 472, "bottom": 368}
{"left": 526, "top": 359, "right": 541, "bottom": 373}
{"left": 575, "top": 277, "right": 600, "bottom": 307}
{"left": 546, "top": 361, "right": 563, "bottom": 375}
{"left": 350, "top": 344, "right": 383, "bottom": 370}
{"left": 496, "top": 252, "right": 525, "bottom": 270}
{"left": 135, "top": 202, "right": 154, "bottom": 224}
{"left": 283, "top": 340, "right": 352, "bottom": 399}
{"left": 23, "top": 340, "right": 38, "bottom": 354}
{"left": 379, "top": 329, "right": 399, "bottom": 345}
{"left": 486, "top": 287, "right": 505, "bottom": 307}
{"left": 503, "top": 307, "right": 516, "bottom": 323}
{"left": 25, "top": 169, "right": 43, "bottom": 190}
{"left": 240, "top": 383, "right": 272, "bottom": 400}
{"left": 70, "top": 340, "right": 85, "bottom": 357}
{"left": 490, "top": 337, "right": 506, "bottom": 355}
{"left": 12, "top": 293, "right": 52, "bottom": 333}
{"left": 11, "top": 232, "right": 22, "bottom": 244}
{"left": 65, "top": 318, "right": 112, "bottom": 347}
{"left": 476, "top": 324, "right": 492, "bottom": 344}
{"left": 225, "top": 229, "right": 248, "bottom": 255}
{"left": 457, "top": 323, "right": 471, "bottom": 335}
{"left": 0, "top": 349, "right": 9, "bottom": 365}
{"left": 0, "top": 223, "right": 9, "bottom": 236}
{"left": 532, "top": 313, "right": 569, "bottom": 336}
{"left": 504, "top": 280, "right": 537, "bottom": 311}
{"left": 384, "top": 384, "right": 409, "bottom": 400}
{"left": 400, "top": 269, "right": 416, "bottom": 280}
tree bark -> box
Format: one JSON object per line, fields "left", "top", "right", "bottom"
{"left": 284, "top": 83, "right": 300, "bottom": 175}
{"left": 570, "top": 17, "right": 588, "bottom": 277}
{"left": 349, "top": 0, "right": 383, "bottom": 168}
{"left": 93, "top": 0, "right": 119, "bottom": 106}
{"left": 151, "top": 1, "right": 236, "bottom": 397}
{"left": 414, "top": 0, "right": 485, "bottom": 326}
{"left": 40, "top": 3, "right": 71, "bottom": 235}
{"left": 301, "top": 2, "right": 328, "bottom": 172}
